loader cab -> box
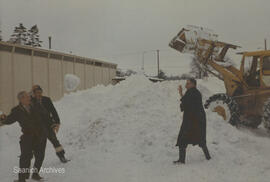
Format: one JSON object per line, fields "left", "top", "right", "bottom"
{"left": 261, "top": 55, "right": 270, "bottom": 87}
{"left": 241, "top": 51, "right": 270, "bottom": 88}
{"left": 241, "top": 55, "right": 261, "bottom": 88}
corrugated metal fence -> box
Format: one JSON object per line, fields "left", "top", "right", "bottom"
{"left": 0, "top": 41, "right": 117, "bottom": 113}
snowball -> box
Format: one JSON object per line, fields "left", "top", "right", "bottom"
{"left": 64, "top": 74, "right": 81, "bottom": 92}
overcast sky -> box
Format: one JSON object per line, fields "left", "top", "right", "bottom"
{"left": 1, "top": 0, "right": 270, "bottom": 75}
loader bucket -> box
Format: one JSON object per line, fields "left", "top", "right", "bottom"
{"left": 169, "top": 25, "right": 218, "bottom": 54}
{"left": 169, "top": 28, "right": 188, "bottom": 53}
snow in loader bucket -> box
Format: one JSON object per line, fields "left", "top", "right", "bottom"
{"left": 169, "top": 25, "right": 218, "bottom": 54}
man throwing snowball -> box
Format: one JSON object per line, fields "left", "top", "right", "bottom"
{"left": 174, "top": 78, "right": 211, "bottom": 164}
{"left": 0, "top": 91, "right": 49, "bottom": 182}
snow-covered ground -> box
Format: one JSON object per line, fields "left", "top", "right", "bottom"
{"left": 1, "top": 75, "right": 270, "bottom": 182}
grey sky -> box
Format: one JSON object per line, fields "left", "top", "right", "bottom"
{"left": 1, "top": 0, "right": 270, "bottom": 75}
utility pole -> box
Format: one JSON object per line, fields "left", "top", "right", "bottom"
{"left": 157, "top": 50, "right": 160, "bottom": 78}
{"left": 142, "top": 51, "right": 145, "bottom": 72}
{"left": 265, "top": 39, "right": 267, "bottom": 50}
{"left": 48, "top": 36, "right": 52, "bottom": 49}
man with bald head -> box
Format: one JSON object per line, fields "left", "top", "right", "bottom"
{"left": 0, "top": 91, "right": 50, "bottom": 182}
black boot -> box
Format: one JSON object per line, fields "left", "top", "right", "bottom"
{"left": 18, "top": 170, "right": 27, "bottom": 182}
{"left": 25, "top": 172, "right": 30, "bottom": 179}
{"left": 14, "top": 180, "right": 26, "bottom": 182}
{"left": 14, "top": 178, "right": 26, "bottom": 182}
{"left": 202, "top": 145, "right": 211, "bottom": 160}
{"left": 32, "top": 173, "right": 43, "bottom": 181}
{"left": 173, "top": 147, "right": 186, "bottom": 164}
{"left": 56, "top": 150, "right": 68, "bottom": 163}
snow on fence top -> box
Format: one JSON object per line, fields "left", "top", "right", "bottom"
{"left": 0, "top": 41, "right": 117, "bottom": 69}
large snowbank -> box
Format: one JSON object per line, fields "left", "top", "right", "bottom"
{"left": 1, "top": 75, "right": 270, "bottom": 182}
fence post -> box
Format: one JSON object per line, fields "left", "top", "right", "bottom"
{"left": 93, "top": 62, "right": 96, "bottom": 86}
{"left": 61, "top": 55, "right": 64, "bottom": 96}
{"left": 11, "top": 46, "right": 15, "bottom": 106}
{"left": 30, "top": 50, "right": 34, "bottom": 86}
{"left": 47, "top": 53, "right": 50, "bottom": 97}
{"left": 84, "top": 59, "right": 86, "bottom": 89}
{"left": 73, "top": 57, "right": 75, "bottom": 74}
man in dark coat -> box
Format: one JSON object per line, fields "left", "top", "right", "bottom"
{"left": 31, "top": 85, "right": 68, "bottom": 163}
{"left": 0, "top": 91, "right": 50, "bottom": 182}
{"left": 174, "top": 78, "right": 211, "bottom": 164}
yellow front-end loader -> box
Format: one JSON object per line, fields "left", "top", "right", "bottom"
{"left": 169, "top": 25, "right": 270, "bottom": 130}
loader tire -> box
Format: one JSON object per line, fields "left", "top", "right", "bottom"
{"left": 204, "top": 93, "right": 240, "bottom": 126}
{"left": 262, "top": 98, "right": 270, "bottom": 131}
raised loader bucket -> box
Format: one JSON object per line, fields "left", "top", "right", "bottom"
{"left": 169, "top": 28, "right": 188, "bottom": 53}
{"left": 169, "top": 25, "right": 218, "bottom": 54}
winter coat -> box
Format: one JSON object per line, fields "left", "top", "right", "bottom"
{"left": 176, "top": 87, "right": 207, "bottom": 147}
{"left": 2, "top": 104, "right": 49, "bottom": 137}
{"left": 32, "top": 96, "right": 60, "bottom": 124}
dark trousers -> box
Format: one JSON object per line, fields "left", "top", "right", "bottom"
{"left": 178, "top": 143, "right": 211, "bottom": 163}
{"left": 47, "top": 127, "right": 61, "bottom": 149}
{"left": 18, "top": 133, "right": 47, "bottom": 181}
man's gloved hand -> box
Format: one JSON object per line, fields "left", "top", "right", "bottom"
{"left": 52, "top": 124, "right": 60, "bottom": 133}
{"left": 0, "top": 114, "right": 6, "bottom": 121}
{"left": 0, "top": 114, "right": 6, "bottom": 127}
{"left": 178, "top": 85, "right": 183, "bottom": 97}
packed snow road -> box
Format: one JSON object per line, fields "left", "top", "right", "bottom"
{"left": 1, "top": 75, "right": 270, "bottom": 182}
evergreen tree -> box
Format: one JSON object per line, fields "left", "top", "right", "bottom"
{"left": 26, "top": 25, "right": 42, "bottom": 47}
{"left": 8, "top": 23, "right": 28, "bottom": 45}
{"left": 125, "top": 69, "right": 137, "bottom": 76}
{"left": 116, "top": 69, "right": 125, "bottom": 77}
{"left": 158, "top": 69, "right": 167, "bottom": 79}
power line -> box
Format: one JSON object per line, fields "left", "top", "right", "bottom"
{"left": 95, "top": 48, "right": 174, "bottom": 59}
{"left": 119, "top": 65, "right": 189, "bottom": 69}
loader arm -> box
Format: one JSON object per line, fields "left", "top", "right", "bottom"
{"left": 208, "top": 60, "right": 242, "bottom": 96}
{"left": 196, "top": 39, "right": 249, "bottom": 96}
{"left": 169, "top": 26, "right": 248, "bottom": 96}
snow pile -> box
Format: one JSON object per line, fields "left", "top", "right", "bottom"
{"left": 184, "top": 25, "right": 218, "bottom": 46}
{"left": 1, "top": 74, "right": 270, "bottom": 182}
{"left": 215, "top": 56, "right": 236, "bottom": 67}
{"left": 64, "top": 74, "right": 80, "bottom": 92}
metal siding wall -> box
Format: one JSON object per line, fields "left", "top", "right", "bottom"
{"left": 101, "top": 67, "right": 105, "bottom": 85}
{"left": 110, "top": 68, "right": 116, "bottom": 82}
{"left": 108, "top": 68, "right": 112, "bottom": 85}
{"left": 0, "top": 51, "right": 13, "bottom": 113}
{"left": 107, "top": 68, "right": 112, "bottom": 85}
{"left": 104, "top": 67, "right": 110, "bottom": 85}
{"left": 48, "top": 58, "right": 62, "bottom": 101}
{"left": 85, "top": 64, "right": 93, "bottom": 89}
{"left": 94, "top": 66, "right": 103, "bottom": 86}
{"left": 33, "top": 57, "right": 49, "bottom": 95}
{"left": 102, "top": 67, "right": 107, "bottom": 85}
{"left": 62, "top": 61, "right": 74, "bottom": 93}
{"left": 13, "top": 53, "right": 32, "bottom": 105}
{"left": 93, "top": 66, "right": 98, "bottom": 86}
{"left": 112, "top": 68, "right": 116, "bottom": 78}
{"left": 74, "top": 63, "right": 85, "bottom": 90}
{"left": 97, "top": 67, "right": 103, "bottom": 85}
{"left": 0, "top": 42, "right": 117, "bottom": 113}
{"left": 62, "top": 61, "right": 74, "bottom": 75}
{"left": 109, "top": 68, "right": 114, "bottom": 85}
